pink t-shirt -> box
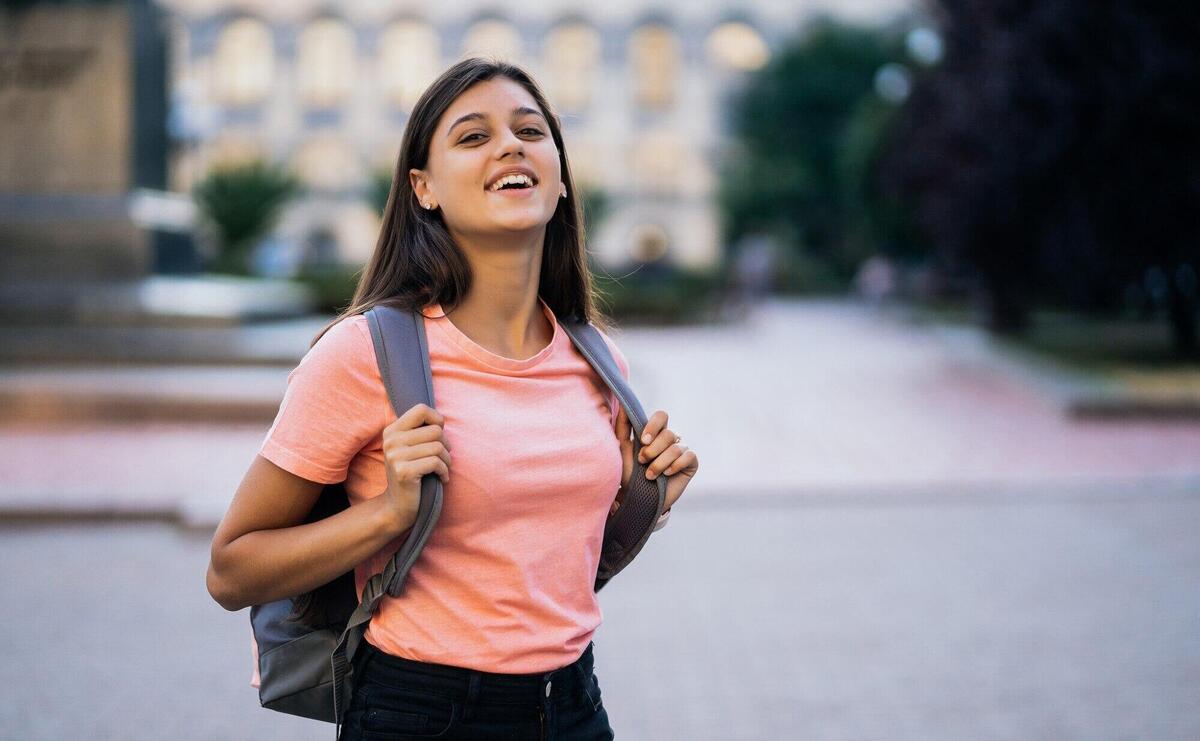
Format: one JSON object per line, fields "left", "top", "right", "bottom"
{"left": 256, "top": 296, "right": 629, "bottom": 674}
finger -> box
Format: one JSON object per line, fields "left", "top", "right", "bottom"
{"left": 387, "top": 440, "right": 447, "bottom": 463}
{"left": 639, "top": 409, "right": 668, "bottom": 445}
{"left": 398, "top": 455, "right": 447, "bottom": 483}
{"left": 663, "top": 448, "right": 696, "bottom": 476}
{"left": 424, "top": 456, "right": 449, "bottom": 483}
{"left": 389, "top": 423, "right": 443, "bottom": 448}
{"left": 645, "top": 444, "right": 686, "bottom": 479}
{"left": 638, "top": 428, "right": 678, "bottom": 465}
{"left": 396, "top": 402, "right": 443, "bottom": 430}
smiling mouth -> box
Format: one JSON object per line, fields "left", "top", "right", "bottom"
{"left": 487, "top": 172, "right": 539, "bottom": 192}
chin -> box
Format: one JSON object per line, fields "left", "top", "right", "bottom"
{"left": 485, "top": 211, "right": 555, "bottom": 232}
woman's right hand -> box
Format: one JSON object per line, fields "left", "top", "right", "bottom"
{"left": 381, "top": 403, "right": 451, "bottom": 534}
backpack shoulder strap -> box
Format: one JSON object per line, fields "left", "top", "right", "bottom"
{"left": 363, "top": 305, "right": 444, "bottom": 598}
{"left": 559, "top": 318, "right": 667, "bottom": 592}
{"left": 332, "top": 305, "right": 445, "bottom": 735}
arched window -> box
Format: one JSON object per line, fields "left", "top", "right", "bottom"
{"left": 629, "top": 130, "right": 683, "bottom": 195}
{"left": 706, "top": 22, "right": 770, "bottom": 71}
{"left": 296, "top": 17, "right": 356, "bottom": 108}
{"left": 212, "top": 17, "right": 274, "bottom": 106}
{"left": 629, "top": 24, "right": 679, "bottom": 110}
{"left": 543, "top": 22, "right": 600, "bottom": 113}
{"left": 461, "top": 19, "right": 523, "bottom": 62}
{"left": 565, "top": 135, "right": 601, "bottom": 190}
{"left": 378, "top": 20, "right": 440, "bottom": 112}
{"left": 208, "top": 132, "right": 266, "bottom": 167}
{"left": 293, "top": 135, "right": 360, "bottom": 191}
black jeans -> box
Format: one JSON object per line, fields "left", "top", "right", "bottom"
{"left": 338, "top": 640, "right": 615, "bottom": 740}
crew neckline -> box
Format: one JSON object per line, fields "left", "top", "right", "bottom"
{"left": 421, "top": 296, "right": 560, "bottom": 372}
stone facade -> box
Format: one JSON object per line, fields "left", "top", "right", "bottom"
{"left": 159, "top": 0, "right": 908, "bottom": 274}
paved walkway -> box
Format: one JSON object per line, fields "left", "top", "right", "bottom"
{"left": 4, "top": 485, "right": 1197, "bottom": 740}
{"left": 1, "top": 299, "right": 1198, "bottom": 527}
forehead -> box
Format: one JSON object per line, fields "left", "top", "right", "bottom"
{"left": 439, "top": 77, "right": 544, "bottom": 131}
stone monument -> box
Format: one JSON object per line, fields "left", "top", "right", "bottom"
{"left": 0, "top": 0, "right": 168, "bottom": 323}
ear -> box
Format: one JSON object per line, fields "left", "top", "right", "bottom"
{"left": 409, "top": 168, "right": 432, "bottom": 207}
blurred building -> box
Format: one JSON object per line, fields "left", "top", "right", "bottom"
{"left": 159, "top": 0, "right": 908, "bottom": 274}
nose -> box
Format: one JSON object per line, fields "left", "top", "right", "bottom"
{"left": 495, "top": 127, "right": 525, "bottom": 159}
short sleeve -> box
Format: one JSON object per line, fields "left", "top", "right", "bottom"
{"left": 595, "top": 328, "right": 631, "bottom": 430}
{"left": 258, "top": 315, "right": 389, "bottom": 484}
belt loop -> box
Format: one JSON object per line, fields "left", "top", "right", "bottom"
{"left": 462, "top": 671, "right": 481, "bottom": 721}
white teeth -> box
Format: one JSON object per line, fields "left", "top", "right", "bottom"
{"left": 489, "top": 173, "right": 534, "bottom": 191}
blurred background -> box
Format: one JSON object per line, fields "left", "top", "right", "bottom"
{"left": 1, "top": 1, "right": 1198, "bottom": 739}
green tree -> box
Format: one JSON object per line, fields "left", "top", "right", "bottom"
{"left": 192, "top": 161, "right": 301, "bottom": 275}
{"left": 883, "top": 1, "right": 1200, "bottom": 353}
{"left": 720, "top": 18, "right": 906, "bottom": 285}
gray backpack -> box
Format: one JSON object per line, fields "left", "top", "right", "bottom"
{"left": 248, "top": 304, "right": 668, "bottom": 739}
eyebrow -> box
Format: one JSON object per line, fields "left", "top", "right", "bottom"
{"left": 446, "top": 106, "right": 546, "bottom": 137}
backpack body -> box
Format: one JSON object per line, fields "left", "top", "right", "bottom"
{"left": 248, "top": 305, "right": 667, "bottom": 736}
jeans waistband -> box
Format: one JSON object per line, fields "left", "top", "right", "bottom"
{"left": 354, "top": 641, "right": 596, "bottom": 707}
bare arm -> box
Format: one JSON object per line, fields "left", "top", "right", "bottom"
{"left": 205, "top": 455, "right": 413, "bottom": 612}
{"left": 206, "top": 404, "right": 451, "bottom": 612}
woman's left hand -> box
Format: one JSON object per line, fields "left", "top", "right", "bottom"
{"left": 613, "top": 407, "right": 698, "bottom": 513}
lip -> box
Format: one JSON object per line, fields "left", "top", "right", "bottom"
{"left": 485, "top": 166, "right": 539, "bottom": 191}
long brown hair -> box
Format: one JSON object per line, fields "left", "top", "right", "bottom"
{"left": 310, "top": 55, "right": 612, "bottom": 348}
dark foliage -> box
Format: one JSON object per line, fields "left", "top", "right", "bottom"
{"left": 881, "top": 0, "right": 1200, "bottom": 353}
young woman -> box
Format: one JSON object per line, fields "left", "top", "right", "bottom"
{"left": 205, "top": 57, "right": 699, "bottom": 740}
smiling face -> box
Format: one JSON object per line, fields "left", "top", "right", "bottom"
{"left": 410, "top": 76, "right": 566, "bottom": 240}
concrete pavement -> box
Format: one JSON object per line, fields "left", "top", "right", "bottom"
{"left": 3, "top": 483, "right": 1197, "bottom": 740}
{"left": 1, "top": 298, "right": 1198, "bottom": 529}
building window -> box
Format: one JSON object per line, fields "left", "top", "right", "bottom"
{"left": 706, "top": 22, "right": 770, "bottom": 71}
{"left": 629, "top": 130, "right": 683, "bottom": 196}
{"left": 461, "top": 19, "right": 523, "bottom": 62}
{"left": 212, "top": 17, "right": 274, "bottom": 106}
{"left": 379, "top": 20, "right": 440, "bottom": 112}
{"left": 296, "top": 17, "right": 356, "bottom": 109}
{"left": 629, "top": 24, "right": 679, "bottom": 110}
{"left": 293, "top": 135, "right": 360, "bottom": 191}
{"left": 543, "top": 22, "right": 600, "bottom": 113}
{"left": 207, "top": 132, "right": 267, "bottom": 168}
{"left": 565, "top": 135, "right": 601, "bottom": 190}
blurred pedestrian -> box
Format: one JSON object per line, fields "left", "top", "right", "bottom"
{"left": 726, "top": 234, "right": 776, "bottom": 319}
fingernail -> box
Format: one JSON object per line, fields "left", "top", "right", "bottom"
{"left": 645, "top": 469, "right": 655, "bottom": 479}
{"left": 642, "top": 433, "right": 651, "bottom": 444}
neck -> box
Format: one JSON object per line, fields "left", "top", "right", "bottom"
{"left": 443, "top": 227, "right": 552, "bottom": 359}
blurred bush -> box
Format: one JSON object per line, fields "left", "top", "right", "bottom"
{"left": 192, "top": 161, "right": 302, "bottom": 275}
{"left": 293, "top": 263, "right": 362, "bottom": 315}
{"left": 369, "top": 168, "right": 393, "bottom": 216}
{"left": 592, "top": 262, "right": 724, "bottom": 324}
